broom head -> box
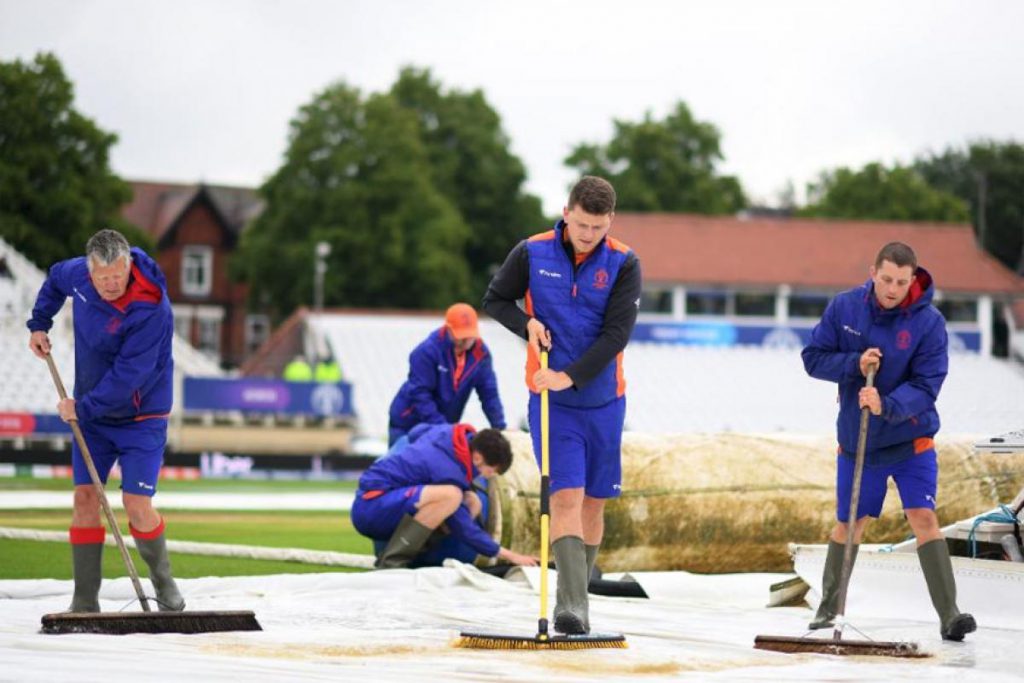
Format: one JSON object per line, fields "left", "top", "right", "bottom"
{"left": 754, "top": 634, "right": 927, "bottom": 658}
{"left": 455, "top": 629, "right": 627, "bottom": 650}
{"left": 41, "top": 610, "right": 262, "bottom": 635}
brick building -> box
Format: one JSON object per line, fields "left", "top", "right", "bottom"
{"left": 121, "top": 181, "right": 266, "bottom": 367}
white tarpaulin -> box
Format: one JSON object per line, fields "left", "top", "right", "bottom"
{"left": 1, "top": 563, "right": 1021, "bottom": 682}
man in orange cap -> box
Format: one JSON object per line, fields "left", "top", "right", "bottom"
{"left": 387, "top": 303, "right": 506, "bottom": 447}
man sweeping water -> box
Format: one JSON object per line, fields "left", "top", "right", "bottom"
{"left": 801, "top": 241, "right": 976, "bottom": 642}
{"left": 484, "top": 176, "right": 642, "bottom": 635}
{"left": 28, "top": 229, "right": 184, "bottom": 614}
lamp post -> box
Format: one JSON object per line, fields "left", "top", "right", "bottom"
{"left": 314, "top": 241, "right": 331, "bottom": 311}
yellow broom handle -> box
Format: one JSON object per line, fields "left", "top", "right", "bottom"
{"left": 538, "top": 350, "right": 550, "bottom": 639}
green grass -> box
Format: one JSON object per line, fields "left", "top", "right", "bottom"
{"left": 0, "top": 476, "right": 358, "bottom": 493}
{"left": 0, "top": 487, "right": 375, "bottom": 579}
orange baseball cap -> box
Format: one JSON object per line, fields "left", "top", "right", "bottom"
{"left": 445, "top": 303, "right": 479, "bottom": 339}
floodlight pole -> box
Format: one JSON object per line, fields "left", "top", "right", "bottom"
{"left": 314, "top": 241, "right": 331, "bottom": 311}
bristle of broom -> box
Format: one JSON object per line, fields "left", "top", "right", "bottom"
{"left": 454, "top": 635, "right": 627, "bottom": 650}
{"left": 753, "top": 635, "right": 926, "bottom": 658}
{"left": 41, "top": 610, "right": 262, "bottom": 635}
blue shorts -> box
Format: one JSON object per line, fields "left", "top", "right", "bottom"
{"left": 527, "top": 394, "right": 625, "bottom": 498}
{"left": 350, "top": 486, "right": 424, "bottom": 540}
{"left": 72, "top": 418, "right": 168, "bottom": 496}
{"left": 836, "top": 448, "right": 938, "bottom": 522}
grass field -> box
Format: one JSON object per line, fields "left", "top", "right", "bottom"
{"left": 0, "top": 476, "right": 373, "bottom": 580}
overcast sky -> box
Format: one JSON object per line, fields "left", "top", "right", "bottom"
{"left": 2, "top": 0, "right": 1022, "bottom": 216}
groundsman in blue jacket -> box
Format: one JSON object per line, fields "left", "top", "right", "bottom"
{"left": 387, "top": 303, "right": 505, "bottom": 447}
{"left": 352, "top": 423, "right": 537, "bottom": 568}
{"left": 483, "top": 176, "right": 642, "bottom": 636}
{"left": 27, "top": 229, "right": 184, "bottom": 614}
{"left": 802, "top": 241, "right": 975, "bottom": 641}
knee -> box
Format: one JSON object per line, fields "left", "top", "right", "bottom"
{"left": 73, "top": 486, "right": 98, "bottom": 509}
{"left": 437, "top": 485, "right": 463, "bottom": 512}
{"left": 550, "top": 489, "right": 583, "bottom": 515}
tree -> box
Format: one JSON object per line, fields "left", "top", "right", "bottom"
{"left": 0, "top": 53, "right": 148, "bottom": 267}
{"left": 236, "top": 82, "right": 472, "bottom": 317}
{"left": 799, "top": 162, "right": 969, "bottom": 224}
{"left": 390, "top": 67, "right": 544, "bottom": 294}
{"left": 915, "top": 142, "right": 1024, "bottom": 272}
{"left": 565, "top": 101, "right": 745, "bottom": 213}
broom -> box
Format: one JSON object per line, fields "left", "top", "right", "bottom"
{"left": 456, "top": 350, "right": 626, "bottom": 650}
{"left": 754, "top": 365, "right": 925, "bottom": 658}
{"left": 39, "top": 353, "right": 261, "bottom": 635}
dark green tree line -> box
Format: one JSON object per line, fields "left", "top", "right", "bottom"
{"left": 0, "top": 53, "right": 149, "bottom": 267}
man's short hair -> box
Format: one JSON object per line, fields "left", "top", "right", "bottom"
{"left": 568, "top": 176, "right": 616, "bottom": 215}
{"left": 472, "top": 428, "right": 513, "bottom": 475}
{"left": 875, "top": 241, "right": 917, "bottom": 270}
{"left": 85, "top": 229, "right": 131, "bottom": 271}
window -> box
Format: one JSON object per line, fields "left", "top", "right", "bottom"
{"left": 790, "top": 293, "right": 831, "bottom": 319}
{"left": 735, "top": 292, "right": 775, "bottom": 317}
{"left": 197, "top": 318, "right": 221, "bottom": 357}
{"left": 686, "top": 290, "right": 727, "bottom": 316}
{"left": 936, "top": 298, "right": 977, "bottom": 323}
{"left": 181, "top": 246, "right": 213, "bottom": 297}
{"left": 195, "top": 306, "right": 224, "bottom": 359}
{"left": 640, "top": 288, "right": 673, "bottom": 314}
{"left": 245, "top": 314, "right": 270, "bottom": 354}
{"left": 172, "top": 305, "right": 194, "bottom": 343}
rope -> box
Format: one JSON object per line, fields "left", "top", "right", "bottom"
{"left": 0, "top": 526, "right": 375, "bottom": 569}
{"left": 967, "top": 505, "right": 1021, "bottom": 558}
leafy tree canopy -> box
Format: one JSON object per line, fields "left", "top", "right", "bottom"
{"left": 0, "top": 53, "right": 149, "bottom": 268}
{"left": 238, "top": 68, "right": 544, "bottom": 316}
{"left": 799, "top": 162, "right": 969, "bottom": 224}
{"left": 565, "top": 101, "right": 745, "bottom": 214}
{"left": 915, "top": 141, "right": 1024, "bottom": 271}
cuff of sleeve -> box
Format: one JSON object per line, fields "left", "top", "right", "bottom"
{"left": 27, "top": 321, "right": 51, "bottom": 333}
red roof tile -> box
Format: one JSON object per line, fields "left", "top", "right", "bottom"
{"left": 610, "top": 213, "right": 1024, "bottom": 295}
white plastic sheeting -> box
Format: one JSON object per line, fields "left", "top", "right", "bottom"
{"left": 1, "top": 564, "right": 1021, "bottom": 682}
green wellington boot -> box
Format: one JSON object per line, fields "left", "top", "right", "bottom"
{"left": 376, "top": 514, "right": 433, "bottom": 569}
{"left": 69, "top": 541, "right": 104, "bottom": 613}
{"left": 553, "top": 536, "right": 590, "bottom": 635}
{"left": 808, "top": 539, "right": 859, "bottom": 630}
{"left": 918, "top": 539, "right": 977, "bottom": 641}
{"left": 134, "top": 531, "right": 186, "bottom": 611}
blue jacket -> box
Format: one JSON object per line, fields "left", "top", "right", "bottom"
{"left": 525, "top": 221, "right": 632, "bottom": 407}
{"left": 801, "top": 268, "right": 948, "bottom": 464}
{"left": 388, "top": 327, "right": 505, "bottom": 433}
{"left": 27, "top": 247, "right": 174, "bottom": 425}
{"left": 357, "top": 423, "right": 500, "bottom": 557}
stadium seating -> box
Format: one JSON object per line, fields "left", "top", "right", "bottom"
{"left": 310, "top": 312, "right": 1024, "bottom": 441}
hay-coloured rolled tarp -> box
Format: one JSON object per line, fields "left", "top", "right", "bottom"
{"left": 495, "top": 432, "right": 1024, "bottom": 573}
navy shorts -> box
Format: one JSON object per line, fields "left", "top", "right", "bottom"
{"left": 836, "top": 447, "right": 938, "bottom": 522}
{"left": 351, "top": 486, "right": 425, "bottom": 540}
{"left": 527, "top": 394, "right": 625, "bottom": 498}
{"left": 72, "top": 418, "right": 168, "bottom": 496}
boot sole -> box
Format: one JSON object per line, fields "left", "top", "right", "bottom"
{"left": 941, "top": 614, "right": 977, "bottom": 642}
{"left": 554, "top": 612, "right": 588, "bottom": 635}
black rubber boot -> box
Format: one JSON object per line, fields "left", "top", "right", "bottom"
{"left": 134, "top": 531, "right": 186, "bottom": 612}
{"left": 808, "top": 539, "right": 859, "bottom": 630}
{"left": 553, "top": 536, "right": 589, "bottom": 634}
{"left": 918, "top": 539, "right": 977, "bottom": 641}
{"left": 69, "top": 542, "right": 103, "bottom": 613}
{"left": 376, "top": 514, "right": 433, "bottom": 569}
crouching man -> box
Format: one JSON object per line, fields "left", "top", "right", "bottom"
{"left": 352, "top": 423, "right": 537, "bottom": 568}
{"left": 27, "top": 229, "right": 184, "bottom": 613}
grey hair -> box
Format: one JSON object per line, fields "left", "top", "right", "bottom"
{"left": 85, "top": 229, "right": 132, "bottom": 271}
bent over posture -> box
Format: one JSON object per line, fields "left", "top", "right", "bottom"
{"left": 802, "top": 241, "right": 975, "bottom": 641}
{"left": 352, "top": 423, "right": 536, "bottom": 568}
{"left": 28, "top": 229, "right": 184, "bottom": 613}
